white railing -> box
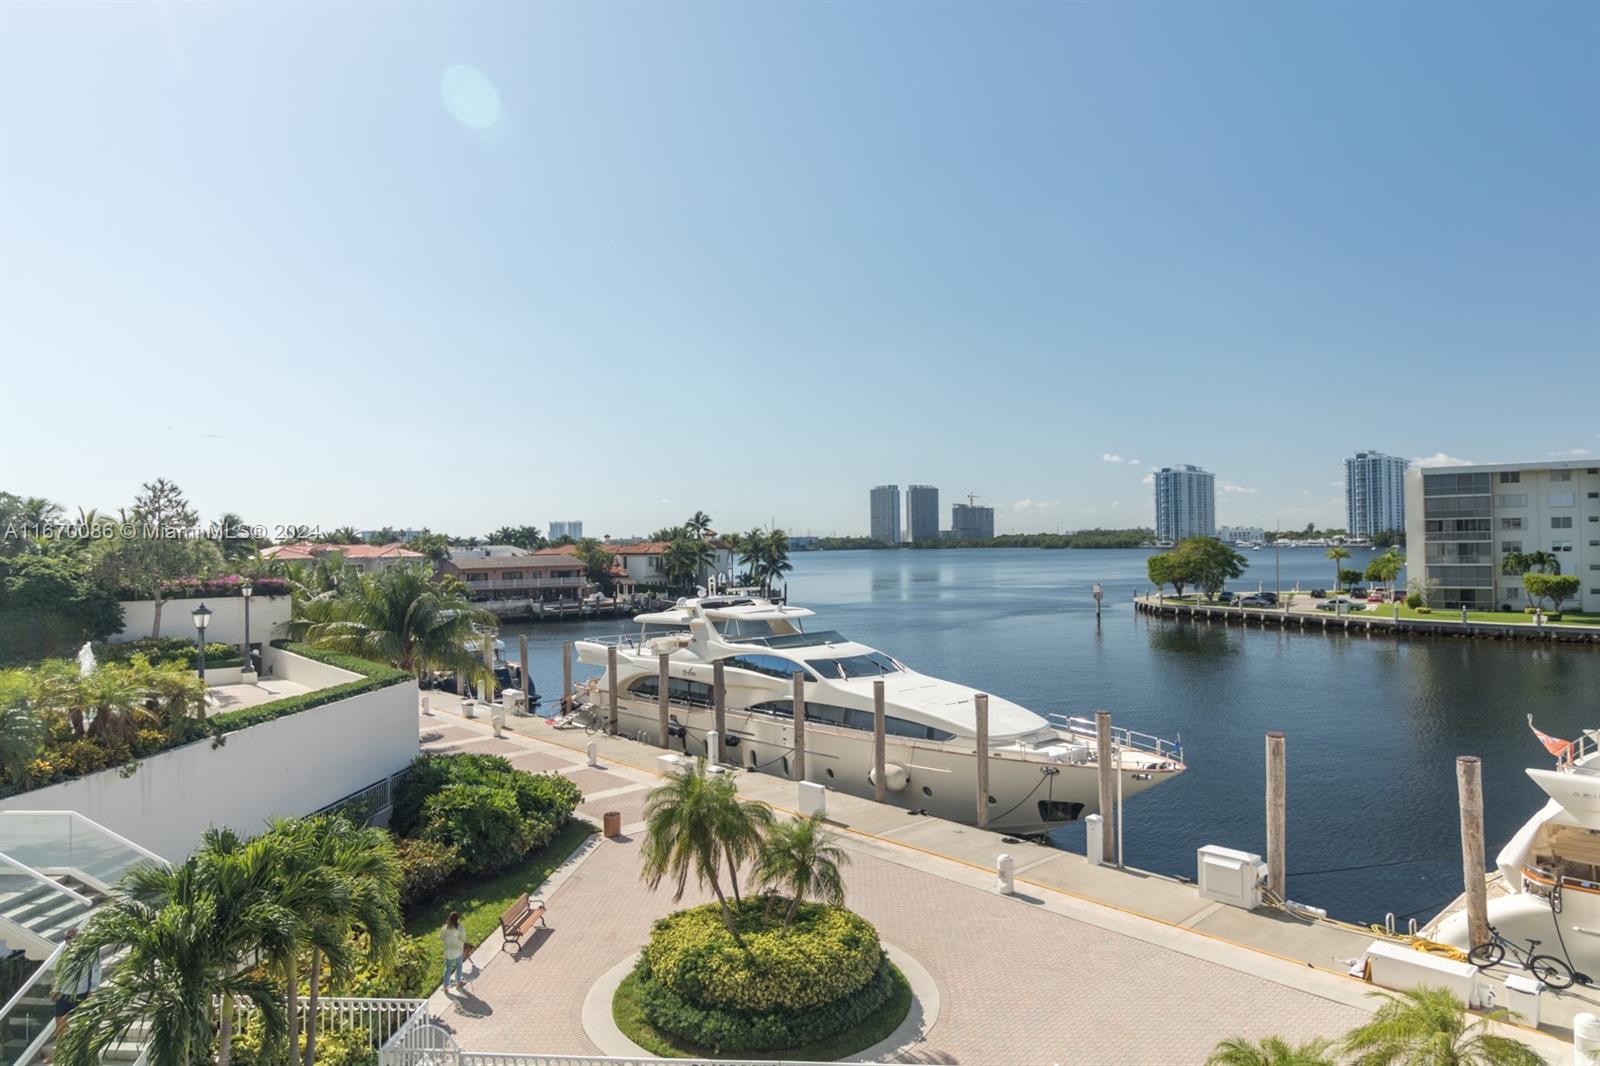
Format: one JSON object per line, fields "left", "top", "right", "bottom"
{"left": 233, "top": 995, "right": 429, "bottom": 1044}
{"left": 379, "top": 1022, "right": 861, "bottom": 1066}
{"left": 1559, "top": 730, "right": 1600, "bottom": 774}
{"left": 1049, "top": 714, "right": 1184, "bottom": 762}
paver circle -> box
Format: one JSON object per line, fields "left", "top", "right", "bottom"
{"left": 582, "top": 939, "right": 940, "bottom": 1061}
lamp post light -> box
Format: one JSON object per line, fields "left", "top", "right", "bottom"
{"left": 192, "top": 603, "right": 213, "bottom": 683}
{"left": 241, "top": 584, "right": 256, "bottom": 681}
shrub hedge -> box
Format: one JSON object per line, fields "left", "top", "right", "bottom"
{"left": 392, "top": 752, "right": 582, "bottom": 876}
{"left": 634, "top": 952, "right": 901, "bottom": 1053}
{"left": 94, "top": 638, "right": 241, "bottom": 671}
{"left": 644, "top": 900, "right": 881, "bottom": 1013}
{"left": 395, "top": 837, "right": 463, "bottom": 909}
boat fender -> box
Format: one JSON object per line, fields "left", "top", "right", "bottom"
{"left": 869, "top": 764, "right": 909, "bottom": 792}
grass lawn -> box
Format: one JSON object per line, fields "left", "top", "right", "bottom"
{"left": 405, "top": 818, "right": 595, "bottom": 968}
{"left": 612, "top": 962, "right": 911, "bottom": 1062}
{"left": 1392, "top": 605, "right": 1600, "bottom": 627}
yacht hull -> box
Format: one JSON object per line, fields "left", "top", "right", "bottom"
{"left": 589, "top": 695, "right": 1176, "bottom": 836}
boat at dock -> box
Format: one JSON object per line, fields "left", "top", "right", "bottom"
{"left": 571, "top": 595, "right": 1186, "bottom": 835}
{"left": 1427, "top": 720, "right": 1600, "bottom": 980}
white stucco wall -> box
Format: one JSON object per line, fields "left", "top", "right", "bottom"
{"left": 0, "top": 667, "right": 419, "bottom": 861}
{"left": 111, "top": 595, "right": 293, "bottom": 645}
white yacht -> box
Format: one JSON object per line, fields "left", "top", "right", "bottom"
{"left": 572, "top": 596, "right": 1186, "bottom": 835}
{"left": 1431, "top": 722, "right": 1600, "bottom": 980}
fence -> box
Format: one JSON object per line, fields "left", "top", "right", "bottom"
{"left": 378, "top": 1021, "right": 857, "bottom": 1066}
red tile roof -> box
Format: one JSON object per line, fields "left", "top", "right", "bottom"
{"left": 261, "top": 542, "right": 425, "bottom": 561}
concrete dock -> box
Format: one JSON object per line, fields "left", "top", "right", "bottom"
{"left": 1136, "top": 594, "right": 1600, "bottom": 643}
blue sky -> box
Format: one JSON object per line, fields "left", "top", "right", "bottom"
{"left": 2, "top": 1, "right": 1595, "bottom": 538}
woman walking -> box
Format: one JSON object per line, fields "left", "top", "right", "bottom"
{"left": 441, "top": 911, "right": 467, "bottom": 992}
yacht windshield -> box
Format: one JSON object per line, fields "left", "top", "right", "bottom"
{"left": 806, "top": 652, "right": 902, "bottom": 679}
{"left": 728, "top": 630, "right": 846, "bottom": 649}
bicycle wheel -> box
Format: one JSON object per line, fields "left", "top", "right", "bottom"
{"left": 1529, "top": 955, "right": 1574, "bottom": 989}
{"left": 1467, "top": 942, "right": 1504, "bottom": 968}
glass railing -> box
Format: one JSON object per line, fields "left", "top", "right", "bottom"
{"left": 0, "top": 942, "right": 62, "bottom": 1066}
{"left": 0, "top": 812, "right": 166, "bottom": 892}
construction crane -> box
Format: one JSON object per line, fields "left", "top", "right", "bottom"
{"left": 965, "top": 493, "right": 981, "bottom": 508}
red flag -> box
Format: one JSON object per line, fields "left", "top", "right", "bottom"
{"left": 1528, "top": 715, "right": 1572, "bottom": 759}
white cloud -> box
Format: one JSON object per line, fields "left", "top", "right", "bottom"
{"left": 1221, "top": 482, "right": 1259, "bottom": 495}
{"left": 1129, "top": 459, "right": 1142, "bottom": 466}
{"left": 1329, "top": 481, "right": 1343, "bottom": 488}
{"left": 1550, "top": 448, "right": 1593, "bottom": 457}
{"left": 1410, "top": 452, "right": 1472, "bottom": 468}
{"left": 1100, "top": 453, "right": 1125, "bottom": 464}
{"left": 1012, "top": 499, "right": 1061, "bottom": 511}
{"left": 1140, "top": 472, "right": 1154, "bottom": 486}
{"left": 659, "top": 498, "right": 673, "bottom": 504}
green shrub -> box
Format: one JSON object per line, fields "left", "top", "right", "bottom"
{"left": 94, "top": 638, "right": 237, "bottom": 670}
{"left": 634, "top": 954, "right": 901, "bottom": 1052}
{"left": 395, "top": 837, "right": 462, "bottom": 909}
{"left": 392, "top": 753, "right": 581, "bottom": 876}
{"left": 337, "top": 931, "right": 434, "bottom": 1001}
{"left": 420, "top": 785, "right": 535, "bottom": 874}
{"left": 644, "top": 900, "right": 880, "bottom": 1013}
{"left": 229, "top": 1015, "right": 377, "bottom": 1066}
{"left": 1405, "top": 593, "right": 1423, "bottom": 609}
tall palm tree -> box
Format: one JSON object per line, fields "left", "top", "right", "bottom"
{"left": 55, "top": 833, "right": 292, "bottom": 1066}
{"left": 686, "top": 511, "right": 714, "bottom": 538}
{"left": 1499, "top": 552, "right": 1529, "bottom": 579}
{"left": 738, "top": 529, "right": 767, "bottom": 585}
{"left": 640, "top": 760, "right": 743, "bottom": 941}
{"left": 304, "top": 565, "right": 496, "bottom": 686}
{"left": 1326, "top": 546, "right": 1351, "bottom": 592}
{"left": 267, "top": 816, "right": 401, "bottom": 1066}
{"left": 1341, "top": 986, "right": 1546, "bottom": 1066}
{"left": 1370, "top": 550, "right": 1405, "bottom": 595}
{"left": 662, "top": 536, "right": 714, "bottom": 595}
{"left": 758, "top": 529, "right": 792, "bottom": 597}
{"left": 1206, "top": 1035, "right": 1338, "bottom": 1066}
{"left": 753, "top": 813, "right": 850, "bottom": 929}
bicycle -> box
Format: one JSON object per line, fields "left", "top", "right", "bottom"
{"left": 1467, "top": 925, "right": 1575, "bottom": 989}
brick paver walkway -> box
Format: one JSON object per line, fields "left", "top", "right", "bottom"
{"left": 418, "top": 715, "right": 1372, "bottom": 1064}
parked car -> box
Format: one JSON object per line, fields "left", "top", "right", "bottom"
{"left": 1317, "top": 597, "right": 1361, "bottom": 612}
{"left": 1258, "top": 592, "right": 1279, "bottom": 605}
{"left": 1233, "top": 594, "right": 1271, "bottom": 607}
{"left": 1367, "top": 592, "right": 1386, "bottom": 603}
{"left": 1310, "top": 588, "right": 1328, "bottom": 598}
{"left": 1347, "top": 587, "right": 1369, "bottom": 598}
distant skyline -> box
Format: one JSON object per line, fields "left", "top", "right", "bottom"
{"left": 2, "top": 2, "right": 1595, "bottom": 538}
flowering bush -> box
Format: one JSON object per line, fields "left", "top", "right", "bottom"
{"left": 644, "top": 900, "right": 881, "bottom": 1012}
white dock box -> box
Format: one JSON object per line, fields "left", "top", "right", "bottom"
{"left": 1364, "top": 939, "right": 1483, "bottom": 1005}
{"left": 1196, "top": 845, "right": 1267, "bottom": 909}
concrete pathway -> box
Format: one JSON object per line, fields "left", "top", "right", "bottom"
{"left": 413, "top": 706, "right": 1569, "bottom": 1064}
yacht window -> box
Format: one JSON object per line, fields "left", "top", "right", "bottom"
{"left": 805, "top": 653, "right": 902, "bottom": 680}
{"left": 719, "top": 618, "right": 778, "bottom": 639}
{"left": 725, "top": 654, "right": 810, "bottom": 681}
{"left": 746, "top": 700, "right": 953, "bottom": 741}
{"left": 641, "top": 624, "right": 690, "bottom": 639}
{"left": 629, "top": 675, "right": 714, "bottom": 708}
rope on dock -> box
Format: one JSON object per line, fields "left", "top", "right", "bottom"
{"left": 1260, "top": 886, "right": 1468, "bottom": 962}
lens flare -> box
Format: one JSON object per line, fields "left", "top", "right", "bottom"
{"left": 440, "top": 64, "right": 502, "bottom": 130}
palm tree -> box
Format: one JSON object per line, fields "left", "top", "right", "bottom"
{"left": 56, "top": 833, "right": 292, "bottom": 1066}
{"left": 1524, "top": 550, "right": 1559, "bottom": 576}
{"left": 1499, "top": 552, "right": 1529, "bottom": 579}
{"left": 640, "top": 760, "right": 743, "bottom": 941}
{"left": 708, "top": 773, "right": 772, "bottom": 904}
{"left": 686, "top": 511, "right": 714, "bottom": 539}
{"left": 304, "top": 564, "right": 497, "bottom": 686}
{"left": 738, "top": 529, "right": 766, "bottom": 585}
{"left": 1369, "top": 550, "right": 1405, "bottom": 596}
{"left": 663, "top": 536, "right": 714, "bottom": 595}
{"left": 753, "top": 813, "right": 849, "bottom": 929}
{"left": 267, "top": 816, "right": 401, "bottom": 1066}
{"left": 1326, "top": 546, "right": 1351, "bottom": 592}
{"left": 1206, "top": 1035, "right": 1338, "bottom": 1066}
{"left": 761, "top": 528, "right": 792, "bottom": 597}
{"left": 1341, "top": 986, "right": 1546, "bottom": 1066}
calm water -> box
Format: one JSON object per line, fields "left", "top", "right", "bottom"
{"left": 500, "top": 548, "right": 1600, "bottom": 924}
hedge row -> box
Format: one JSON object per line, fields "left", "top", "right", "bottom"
{"left": 634, "top": 954, "right": 902, "bottom": 1052}
{"left": 94, "top": 637, "right": 242, "bottom": 671}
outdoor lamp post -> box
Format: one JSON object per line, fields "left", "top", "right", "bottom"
{"left": 192, "top": 603, "right": 212, "bottom": 682}
{"left": 241, "top": 583, "right": 255, "bottom": 680}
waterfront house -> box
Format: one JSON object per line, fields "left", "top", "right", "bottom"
{"left": 260, "top": 541, "right": 428, "bottom": 573}
{"left": 443, "top": 551, "right": 591, "bottom": 603}
{"left": 449, "top": 544, "right": 531, "bottom": 559}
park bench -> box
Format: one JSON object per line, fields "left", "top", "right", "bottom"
{"left": 499, "top": 892, "right": 547, "bottom": 952}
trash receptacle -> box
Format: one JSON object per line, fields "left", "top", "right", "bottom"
{"left": 603, "top": 811, "right": 622, "bottom": 838}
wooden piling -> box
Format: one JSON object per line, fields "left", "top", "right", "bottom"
{"left": 712, "top": 660, "right": 726, "bottom": 763}
{"left": 791, "top": 670, "right": 806, "bottom": 781}
{"left": 1096, "top": 711, "right": 1118, "bottom": 867}
{"left": 657, "top": 652, "right": 671, "bottom": 749}
{"left": 607, "top": 645, "right": 619, "bottom": 735}
{"left": 518, "top": 635, "right": 530, "bottom": 711}
{"left": 976, "top": 693, "right": 990, "bottom": 829}
{"left": 1266, "top": 731, "right": 1286, "bottom": 900}
{"left": 1457, "top": 756, "right": 1490, "bottom": 948}
{"left": 873, "top": 679, "right": 887, "bottom": 803}
{"left": 562, "top": 641, "right": 573, "bottom": 715}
